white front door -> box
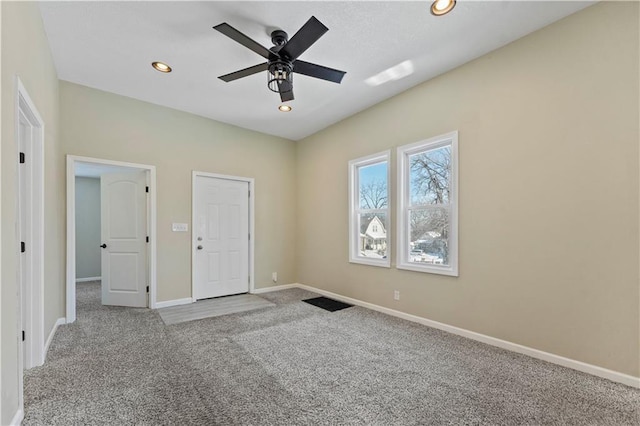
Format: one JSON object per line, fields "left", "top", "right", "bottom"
{"left": 193, "top": 176, "right": 249, "bottom": 299}
{"left": 100, "top": 171, "right": 148, "bottom": 307}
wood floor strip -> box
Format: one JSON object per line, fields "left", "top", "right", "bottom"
{"left": 158, "top": 294, "right": 275, "bottom": 325}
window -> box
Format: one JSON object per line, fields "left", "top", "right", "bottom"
{"left": 397, "top": 132, "right": 458, "bottom": 276}
{"left": 349, "top": 150, "right": 390, "bottom": 267}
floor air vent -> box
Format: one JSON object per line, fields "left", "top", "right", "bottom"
{"left": 303, "top": 296, "right": 353, "bottom": 312}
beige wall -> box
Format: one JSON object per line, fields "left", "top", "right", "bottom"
{"left": 75, "top": 177, "right": 101, "bottom": 279}
{"left": 60, "top": 81, "right": 297, "bottom": 302}
{"left": 296, "top": 2, "right": 640, "bottom": 376}
{"left": 1, "top": 2, "right": 62, "bottom": 423}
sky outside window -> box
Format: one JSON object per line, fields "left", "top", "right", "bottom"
{"left": 359, "top": 162, "right": 387, "bottom": 187}
{"left": 359, "top": 162, "right": 388, "bottom": 209}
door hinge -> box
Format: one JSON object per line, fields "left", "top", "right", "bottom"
{"left": 22, "top": 330, "right": 25, "bottom": 341}
{"left": 248, "top": 190, "right": 250, "bottom": 198}
{"left": 146, "top": 236, "right": 149, "bottom": 243}
{"left": 146, "top": 286, "right": 149, "bottom": 293}
{"left": 248, "top": 233, "right": 250, "bottom": 241}
{"left": 19, "top": 152, "right": 25, "bottom": 164}
{"left": 146, "top": 186, "right": 149, "bottom": 193}
{"left": 21, "top": 241, "right": 26, "bottom": 253}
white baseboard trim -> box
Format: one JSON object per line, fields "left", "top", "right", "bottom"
{"left": 295, "top": 283, "right": 640, "bottom": 389}
{"left": 44, "top": 317, "right": 66, "bottom": 361}
{"left": 155, "top": 298, "right": 193, "bottom": 309}
{"left": 76, "top": 276, "right": 101, "bottom": 283}
{"left": 251, "top": 283, "right": 298, "bottom": 294}
{"left": 10, "top": 407, "right": 24, "bottom": 426}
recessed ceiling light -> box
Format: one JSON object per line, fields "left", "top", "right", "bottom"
{"left": 431, "top": 0, "right": 456, "bottom": 16}
{"left": 278, "top": 105, "right": 292, "bottom": 112}
{"left": 152, "top": 61, "right": 172, "bottom": 73}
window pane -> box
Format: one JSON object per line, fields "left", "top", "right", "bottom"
{"left": 409, "top": 146, "right": 451, "bottom": 206}
{"left": 409, "top": 208, "right": 449, "bottom": 266}
{"left": 359, "top": 162, "right": 388, "bottom": 209}
{"left": 358, "top": 212, "right": 388, "bottom": 259}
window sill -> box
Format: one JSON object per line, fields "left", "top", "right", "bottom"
{"left": 396, "top": 262, "right": 458, "bottom": 276}
{"left": 349, "top": 258, "right": 390, "bottom": 268}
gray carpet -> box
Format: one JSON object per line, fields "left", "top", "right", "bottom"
{"left": 158, "top": 294, "right": 275, "bottom": 325}
{"left": 23, "top": 281, "right": 640, "bottom": 425}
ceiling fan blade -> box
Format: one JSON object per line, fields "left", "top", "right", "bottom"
{"left": 277, "top": 80, "right": 294, "bottom": 102}
{"left": 213, "top": 23, "right": 274, "bottom": 60}
{"left": 279, "top": 16, "right": 328, "bottom": 61}
{"left": 277, "top": 78, "right": 293, "bottom": 93}
{"left": 280, "top": 90, "right": 294, "bottom": 102}
{"left": 293, "top": 60, "right": 346, "bottom": 84}
{"left": 218, "top": 63, "right": 269, "bottom": 82}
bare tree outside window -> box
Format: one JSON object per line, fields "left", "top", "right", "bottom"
{"left": 360, "top": 179, "right": 388, "bottom": 209}
{"left": 353, "top": 160, "right": 389, "bottom": 261}
{"left": 408, "top": 146, "right": 451, "bottom": 265}
{"left": 410, "top": 146, "right": 451, "bottom": 205}
{"left": 397, "top": 132, "right": 457, "bottom": 275}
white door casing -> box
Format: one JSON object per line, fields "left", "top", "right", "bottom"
{"left": 16, "top": 77, "right": 45, "bottom": 374}
{"left": 19, "top": 111, "right": 31, "bottom": 370}
{"left": 193, "top": 175, "right": 250, "bottom": 299}
{"left": 100, "top": 171, "right": 148, "bottom": 307}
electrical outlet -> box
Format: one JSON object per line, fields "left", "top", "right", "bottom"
{"left": 394, "top": 290, "right": 400, "bottom": 301}
{"left": 272, "top": 272, "right": 278, "bottom": 283}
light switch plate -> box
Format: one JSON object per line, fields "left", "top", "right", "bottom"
{"left": 172, "top": 223, "right": 188, "bottom": 232}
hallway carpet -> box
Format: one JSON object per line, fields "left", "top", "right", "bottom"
{"left": 23, "top": 282, "right": 640, "bottom": 425}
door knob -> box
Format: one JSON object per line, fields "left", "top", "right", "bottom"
{"left": 197, "top": 245, "right": 203, "bottom": 250}
{"left": 100, "top": 244, "right": 107, "bottom": 249}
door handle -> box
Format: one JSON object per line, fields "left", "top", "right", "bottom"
{"left": 197, "top": 245, "right": 203, "bottom": 250}
{"left": 100, "top": 244, "right": 107, "bottom": 249}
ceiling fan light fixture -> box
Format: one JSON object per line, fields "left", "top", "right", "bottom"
{"left": 278, "top": 104, "right": 292, "bottom": 112}
{"left": 267, "top": 61, "right": 293, "bottom": 93}
{"left": 431, "top": 0, "right": 456, "bottom": 16}
{"left": 152, "top": 61, "right": 172, "bottom": 73}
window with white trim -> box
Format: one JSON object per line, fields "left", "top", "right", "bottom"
{"left": 349, "top": 151, "right": 390, "bottom": 267}
{"left": 397, "top": 132, "right": 458, "bottom": 276}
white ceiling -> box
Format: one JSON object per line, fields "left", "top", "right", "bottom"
{"left": 39, "top": 1, "right": 593, "bottom": 141}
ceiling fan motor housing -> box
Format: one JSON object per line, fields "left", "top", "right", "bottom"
{"left": 271, "top": 30, "right": 288, "bottom": 47}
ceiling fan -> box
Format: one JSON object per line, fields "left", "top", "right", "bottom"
{"left": 213, "top": 16, "right": 346, "bottom": 102}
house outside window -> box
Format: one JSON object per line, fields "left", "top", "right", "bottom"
{"left": 397, "top": 132, "right": 458, "bottom": 276}
{"left": 349, "top": 150, "right": 390, "bottom": 267}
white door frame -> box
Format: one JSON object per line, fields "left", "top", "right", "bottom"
{"left": 15, "top": 77, "right": 45, "bottom": 413}
{"left": 66, "top": 155, "right": 157, "bottom": 322}
{"left": 191, "top": 171, "right": 255, "bottom": 301}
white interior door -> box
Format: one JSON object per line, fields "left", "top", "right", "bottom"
{"left": 101, "top": 171, "right": 148, "bottom": 307}
{"left": 193, "top": 176, "right": 249, "bottom": 299}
